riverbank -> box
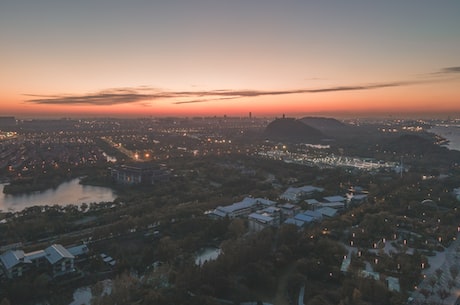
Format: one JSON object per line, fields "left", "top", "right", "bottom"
{"left": 3, "top": 176, "right": 65, "bottom": 195}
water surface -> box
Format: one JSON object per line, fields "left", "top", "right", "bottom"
{"left": 0, "top": 178, "right": 116, "bottom": 212}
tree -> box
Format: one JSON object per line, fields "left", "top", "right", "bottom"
{"left": 437, "top": 288, "right": 449, "bottom": 305}
{"left": 0, "top": 298, "right": 11, "bottom": 305}
{"left": 435, "top": 268, "right": 444, "bottom": 281}
{"left": 226, "top": 218, "right": 246, "bottom": 239}
{"left": 418, "top": 288, "right": 431, "bottom": 304}
{"left": 450, "top": 265, "right": 459, "bottom": 282}
{"left": 427, "top": 276, "right": 437, "bottom": 293}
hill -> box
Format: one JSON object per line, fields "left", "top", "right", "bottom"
{"left": 299, "top": 117, "right": 347, "bottom": 131}
{"left": 264, "top": 118, "right": 324, "bottom": 142}
{"left": 299, "top": 116, "right": 356, "bottom": 138}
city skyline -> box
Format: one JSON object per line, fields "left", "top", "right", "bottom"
{"left": 1, "top": 1, "right": 460, "bottom": 118}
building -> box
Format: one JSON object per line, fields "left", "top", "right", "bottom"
{"left": 248, "top": 213, "right": 276, "bottom": 232}
{"left": 248, "top": 206, "right": 282, "bottom": 231}
{"left": 0, "top": 244, "right": 80, "bottom": 279}
{"left": 67, "top": 244, "right": 90, "bottom": 263}
{"left": 0, "top": 250, "right": 32, "bottom": 279}
{"left": 44, "top": 244, "right": 75, "bottom": 277}
{"left": 280, "top": 185, "right": 324, "bottom": 202}
{"left": 209, "top": 197, "right": 277, "bottom": 219}
{"left": 279, "top": 203, "right": 300, "bottom": 218}
{"left": 111, "top": 162, "right": 169, "bottom": 185}
{"left": 322, "top": 195, "right": 346, "bottom": 203}
{"left": 316, "top": 207, "right": 338, "bottom": 218}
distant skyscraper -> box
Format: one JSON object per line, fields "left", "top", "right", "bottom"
{"left": 249, "top": 112, "right": 252, "bottom": 119}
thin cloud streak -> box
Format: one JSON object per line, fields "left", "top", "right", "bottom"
{"left": 441, "top": 66, "right": 460, "bottom": 74}
{"left": 25, "top": 88, "right": 179, "bottom": 106}
{"left": 173, "top": 80, "right": 428, "bottom": 104}
{"left": 24, "top": 66, "right": 459, "bottom": 106}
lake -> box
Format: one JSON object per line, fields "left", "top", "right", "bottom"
{"left": 430, "top": 125, "right": 460, "bottom": 152}
{"left": 0, "top": 178, "right": 117, "bottom": 212}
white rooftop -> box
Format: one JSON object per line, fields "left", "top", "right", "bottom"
{"left": 0, "top": 250, "right": 31, "bottom": 269}
{"left": 45, "top": 244, "right": 74, "bottom": 264}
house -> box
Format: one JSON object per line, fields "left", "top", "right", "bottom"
{"left": 0, "top": 243, "right": 83, "bottom": 279}
{"left": 44, "top": 244, "right": 75, "bottom": 277}
{"left": 0, "top": 250, "right": 32, "bottom": 279}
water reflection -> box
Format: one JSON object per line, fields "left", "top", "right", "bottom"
{"left": 0, "top": 178, "right": 116, "bottom": 212}
{"left": 195, "top": 247, "right": 221, "bottom": 266}
{"left": 69, "top": 280, "right": 112, "bottom": 305}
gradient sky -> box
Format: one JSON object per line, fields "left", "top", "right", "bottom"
{"left": 1, "top": 0, "right": 460, "bottom": 118}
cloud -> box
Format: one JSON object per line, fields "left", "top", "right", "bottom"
{"left": 172, "top": 81, "right": 424, "bottom": 104}
{"left": 174, "top": 97, "right": 241, "bottom": 105}
{"left": 440, "top": 66, "right": 460, "bottom": 74}
{"left": 25, "top": 88, "right": 179, "bottom": 106}
{"left": 25, "top": 66, "right": 459, "bottom": 106}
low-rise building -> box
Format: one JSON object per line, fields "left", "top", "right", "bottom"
{"left": 279, "top": 203, "right": 300, "bottom": 218}
{"left": 316, "top": 207, "right": 338, "bottom": 218}
{"left": 209, "top": 197, "right": 276, "bottom": 219}
{"left": 0, "top": 250, "right": 32, "bottom": 279}
{"left": 45, "top": 244, "right": 75, "bottom": 277}
{"left": 248, "top": 206, "right": 282, "bottom": 231}
{"left": 0, "top": 243, "right": 83, "bottom": 279}
{"left": 280, "top": 185, "right": 324, "bottom": 202}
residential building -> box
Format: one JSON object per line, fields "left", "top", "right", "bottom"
{"left": 44, "top": 244, "right": 75, "bottom": 277}
{"left": 0, "top": 243, "right": 81, "bottom": 279}
{"left": 0, "top": 250, "right": 32, "bottom": 279}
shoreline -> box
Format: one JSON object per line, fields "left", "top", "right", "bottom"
{"left": 429, "top": 125, "right": 460, "bottom": 152}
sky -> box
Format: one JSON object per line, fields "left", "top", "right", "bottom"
{"left": 1, "top": 0, "right": 460, "bottom": 119}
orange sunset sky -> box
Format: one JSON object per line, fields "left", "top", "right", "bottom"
{"left": 1, "top": 1, "right": 459, "bottom": 119}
